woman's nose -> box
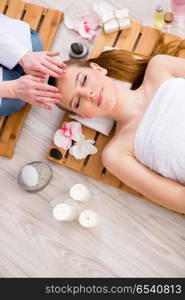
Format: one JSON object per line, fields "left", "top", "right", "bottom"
{"left": 78, "top": 87, "right": 94, "bottom": 100}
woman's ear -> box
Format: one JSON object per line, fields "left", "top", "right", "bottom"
{"left": 90, "top": 62, "right": 107, "bottom": 75}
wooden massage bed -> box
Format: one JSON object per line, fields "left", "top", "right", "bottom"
{"left": 47, "top": 19, "right": 185, "bottom": 212}
{"left": 0, "top": 0, "right": 63, "bottom": 158}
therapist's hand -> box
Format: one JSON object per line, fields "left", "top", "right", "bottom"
{"left": 10, "top": 75, "right": 62, "bottom": 110}
{"left": 19, "top": 51, "right": 66, "bottom": 78}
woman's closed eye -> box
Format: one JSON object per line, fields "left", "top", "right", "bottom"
{"left": 74, "top": 73, "right": 87, "bottom": 109}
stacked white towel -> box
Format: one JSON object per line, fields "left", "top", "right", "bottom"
{"left": 134, "top": 77, "right": 185, "bottom": 185}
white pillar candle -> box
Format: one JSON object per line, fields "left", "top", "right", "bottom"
{"left": 69, "top": 184, "right": 91, "bottom": 202}
{"left": 79, "top": 210, "right": 101, "bottom": 228}
{"left": 53, "top": 203, "right": 77, "bottom": 221}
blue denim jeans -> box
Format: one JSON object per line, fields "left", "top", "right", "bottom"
{"left": 0, "top": 29, "right": 43, "bottom": 116}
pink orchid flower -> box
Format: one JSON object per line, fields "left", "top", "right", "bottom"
{"left": 78, "top": 14, "right": 100, "bottom": 40}
{"left": 54, "top": 121, "right": 84, "bottom": 150}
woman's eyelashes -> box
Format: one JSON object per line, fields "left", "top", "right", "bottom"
{"left": 74, "top": 73, "right": 87, "bottom": 109}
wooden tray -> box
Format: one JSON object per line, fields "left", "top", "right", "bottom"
{"left": 0, "top": 0, "right": 63, "bottom": 158}
{"left": 47, "top": 20, "right": 185, "bottom": 205}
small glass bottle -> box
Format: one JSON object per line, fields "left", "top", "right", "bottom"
{"left": 154, "top": 5, "right": 165, "bottom": 28}
{"left": 171, "top": 0, "right": 185, "bottom": 22}
{"left": 164, "top": 11, "right": 174, "bottom": 30}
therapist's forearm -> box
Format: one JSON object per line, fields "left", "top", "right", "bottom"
{"left": 0, "top": 81, "right": 15, "bottom": 98}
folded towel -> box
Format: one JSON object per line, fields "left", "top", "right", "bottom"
{"left": 69, "top": 78, "right": 132, "bottom": 135}
{"left": 134, "top": 77, "right": 185, "bottom": 185}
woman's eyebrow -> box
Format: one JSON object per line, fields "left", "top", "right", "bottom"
{"left": 69, "top": 72, "right": 81, "bottom": 108}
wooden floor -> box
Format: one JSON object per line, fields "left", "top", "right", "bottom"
{"left": 0, "top": 0, "right": 185, "bottom": 278}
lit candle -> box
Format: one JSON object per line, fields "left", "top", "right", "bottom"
{"left": 69, "top": 184, "right": 91, "bottom": 202}
{"left": 79, "top": 210, "right": 101, "bottom": 228}
{"left": 53, "top": 203, "right": 77, "bottom": 221}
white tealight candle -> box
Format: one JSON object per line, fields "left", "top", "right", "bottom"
{"left": 53, "top": 203, "right": 77, "bottom": 221}
{"left": 69, "top": 184, "right": 91, "bottom": 202}
{"left": 79, "top": 210, "right": 101, "bottom": 228}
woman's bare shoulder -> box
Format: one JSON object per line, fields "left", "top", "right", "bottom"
{"left": 102, "top": 128, "right": 134, "bottom": 159}
{"left": 143, "top": 55, "right": 173, "bottom": 88}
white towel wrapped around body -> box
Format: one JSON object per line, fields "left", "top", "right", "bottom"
{"left": 134, "top": 77, "right": 185, "bottom": 185}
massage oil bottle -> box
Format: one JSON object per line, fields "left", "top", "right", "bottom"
{"left": 153, "top": 5, "right": 165, "bottom": 28}
{"left": 171, "top": 0, "right": 185, "bottom": 22}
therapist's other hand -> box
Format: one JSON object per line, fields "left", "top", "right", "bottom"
{"left": 19, "top": 51, "right": 66, "bottom": 78}
{"left": 11, "top": 75, "right": 62, "bottom": 110}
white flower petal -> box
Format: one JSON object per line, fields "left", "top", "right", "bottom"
{"left": 67, "top": 121, "right": 84, "bottom": 142}
{"left": 54, "top": 130, "right": 72, "bottom": 150}
{"left": 78, "top": 22, "right": 96, "bottom": 40}
{"left": 69, "top": 139, "right": 98, "bottom": 159}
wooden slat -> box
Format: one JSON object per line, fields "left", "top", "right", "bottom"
{"left": 116, "top": 20, "right": 142, "bottom": 50}
{"left": 23, "top": 2, "right": 45, "bottom": 30}
{"left": 134, "top": 25, "right": 160, "bottom": 55}
{"left": 82, "top": 133, "right": 109, "bottom": 179}
{"left": 0, "top": 117, "right": 5, "bottom": 128}
{"left": 38, "top": 8, "right": 63, "bottom": 50}
{"left": 0, "top": 104, "right": 30, "bottom": 157}
{"left": 0, "top": 0, "right": 63, "bottom": 158}
{"left": 0, "top": 0, "right": 8, "bottom": 13}
{"left": 89, "top": 30, "right": 118, "bottom": 58}
{"left": 82, "top": 125, "right": 115, "bottom": 179}
{"left": 5, "top": 0, "right": 25, "bottom": 18}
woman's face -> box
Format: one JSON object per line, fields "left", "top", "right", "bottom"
{"left": 57, "top": 63, "right": 117, "bottom": 118}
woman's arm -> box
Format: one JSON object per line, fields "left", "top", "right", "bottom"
{"left": 102, "top": 146, "right": 185, "bottom": 214}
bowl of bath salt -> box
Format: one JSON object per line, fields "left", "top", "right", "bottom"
{"left": 17, "top": 161, "right": 52, "bottom": 192}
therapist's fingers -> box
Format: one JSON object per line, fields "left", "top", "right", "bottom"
{"left": 45, "top": 51, "right": 60, "bottom": 57}
{"left": 35, "top": 91, "right": 62, "bottom": 101}
{"left": 28, "top": 70, "right": 47, "bottom": 78}
{"left": 36, "top": 65, "right": 65, "bottom": 78}
{"left": 46, "top": 57, "right": 66, "bottom": 69}
{"left": 35, "top": 82, "right": 60, "bottom": 93}
{"left": 42, "top": 60, "right": 65, "bottom": 76}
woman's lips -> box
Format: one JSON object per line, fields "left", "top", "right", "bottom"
{"left": 97, "top": 88, "right": 103, "bottom": 107}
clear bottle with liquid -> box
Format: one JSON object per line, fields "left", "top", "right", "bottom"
{"left": 153, "top": 5, "right": 165, "bottom": 28}
{"left": 171, "top": 0, "right": 185, "bottom": 22}
{"left": 164, "top": 11, "right": 174, "bottom": 30}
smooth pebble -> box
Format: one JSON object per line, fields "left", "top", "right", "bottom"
{"left": 21, "top": 165, "right": 39, "bottom": 187}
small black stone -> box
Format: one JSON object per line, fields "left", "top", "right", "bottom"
{"left": 71, "top": 43, "right": 83, "bottom": 55}
{"left": 50, "top": 148, "right": 63, "bottom": 160}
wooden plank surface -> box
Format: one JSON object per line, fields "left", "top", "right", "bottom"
{"left": 23, "top": 2, "right": 45, "bottom": 30}
{"left": 0, "top": 0, "right": 8, "bottom": 13}
{"left": 116, "top": 20, "right": 142, "bottom": 50}
{"left": 0, "top": 0, "right": 63, "bottom": 158}
{"left": 5, "top": 0, "right": 26, "bottom": 18}
{"left": 134, "top": 25, "right": 160, "bottom": 55}
{"left": 38, "top": 8, "right": 63, "bottom": 50}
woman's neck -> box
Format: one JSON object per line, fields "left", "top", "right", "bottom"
{"left": 108, "top": 83, "right": 144, "bottom": 124}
